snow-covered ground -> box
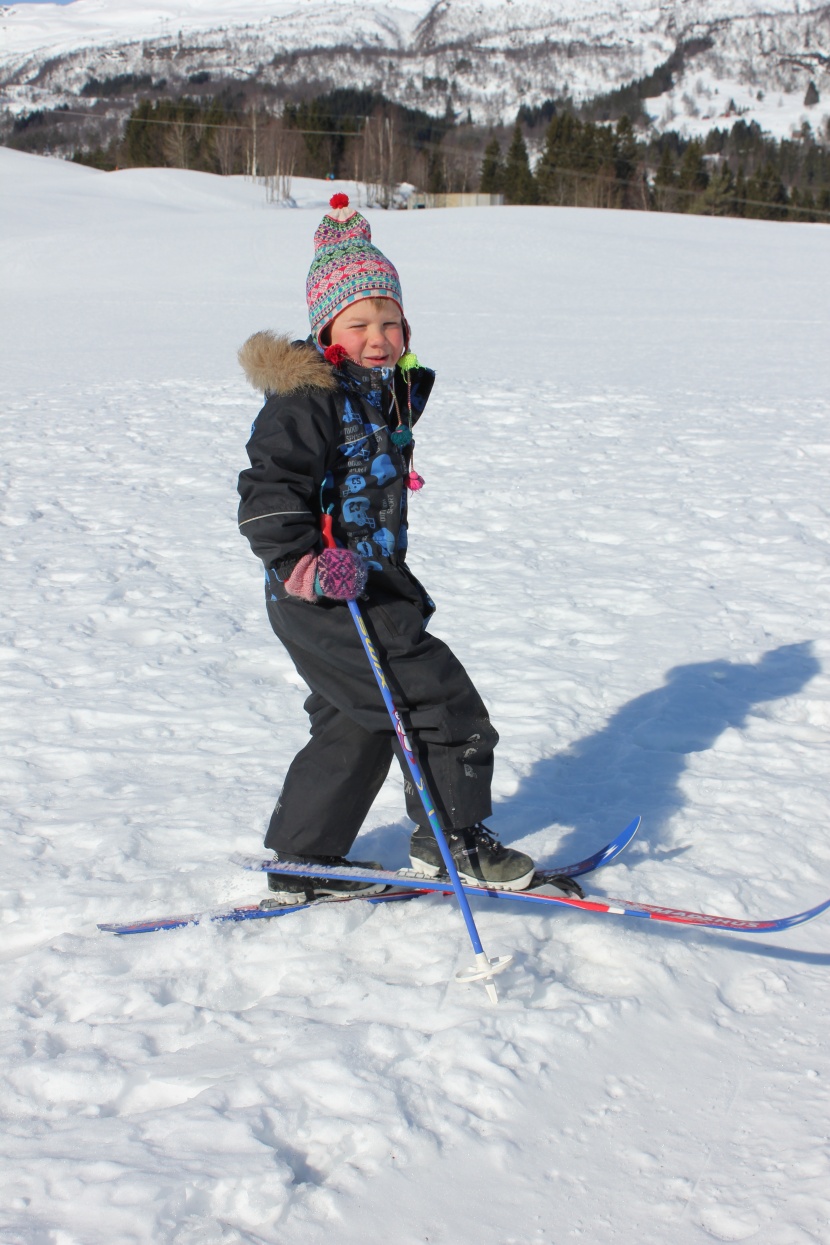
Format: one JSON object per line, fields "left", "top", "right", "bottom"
{"left": 2, "top": 148, "right": 830, "bottom": 1245}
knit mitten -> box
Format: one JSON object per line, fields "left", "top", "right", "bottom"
{"left": 283, "top": 551, "right": 318, "bottom": 602}
{"left": 316, "top": 548, "right": 368, "bottom": 600}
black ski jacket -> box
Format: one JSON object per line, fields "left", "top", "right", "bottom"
{"left": 237, "top": 332, "right": 435, "bottom": 609}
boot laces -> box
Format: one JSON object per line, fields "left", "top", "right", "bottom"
{"left": 453, "top": 824, "right": 506, "bottom": 859}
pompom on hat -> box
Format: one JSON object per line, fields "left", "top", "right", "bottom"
{"left": 306, "top": 194, "right": 404, "bottom": 343}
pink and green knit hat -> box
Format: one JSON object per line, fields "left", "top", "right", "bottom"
{"left": 306, "top": 193, "right": 403, "bottom": 342}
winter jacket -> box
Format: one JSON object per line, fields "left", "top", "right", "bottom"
{"left": 237, "top": 331, "right": 436, "bottom": 609}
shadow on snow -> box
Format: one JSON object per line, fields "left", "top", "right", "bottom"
{"left": 358, "top": 642, "right": 819, "bottom": 871}
{"left": 498, "top": 641, "right": 819, "bottom": 867}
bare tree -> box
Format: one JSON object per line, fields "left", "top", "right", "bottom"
{"left": 360, "top": 106, "right": 401, "bottom": 207}
{"left": 212, "top": 122, "right": 240, "bottom": 176}
{"left": 262, "top": 116, "right": 299, "bottom": 202}
{"left": 246, "top": 104, "right": 259, "bottom": 178}
{"left": 163, "top": 118, "right": 190, "bottom": 168}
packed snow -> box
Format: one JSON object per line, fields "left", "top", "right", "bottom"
{"left": 2, "top": 146, "right": 830, "bottom": 1244}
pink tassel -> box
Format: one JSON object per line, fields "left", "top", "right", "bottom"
{"left": 406, "top": 472, "right": 425, "bottom": 491}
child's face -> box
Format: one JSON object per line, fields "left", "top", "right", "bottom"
{"left": 328, "top": 298, "right": 404, "bottom": 369}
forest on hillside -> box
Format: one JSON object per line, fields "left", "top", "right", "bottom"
{"left": 5, "top": 75, "right": 829, "bottom": 222}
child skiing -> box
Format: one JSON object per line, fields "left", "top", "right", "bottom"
{"left": 237, "top": 193, "right": 535, "bottom": 903}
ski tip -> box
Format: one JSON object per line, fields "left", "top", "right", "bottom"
{"left": 551, "top": 815, "right": 642, "bottom": 880}
{"left": 714, "top": 894, "right": 830, "bottom": 934}
{"left": 623, "top": 814, "right": 641, "bottom": 840}
{"left": 97, "top": 919, "right": 193, "bottom": 935}
{"left": 229, "top": 851, "right": 259, "bottom": 869}
{"left": 599, "top": 814, "right": 641, "bottom": 858}
{"left": 602, "top": 815, "right": 641, "bottom": 861}
{"left": 768, "top": 895, "right": 830, "bottom": 932}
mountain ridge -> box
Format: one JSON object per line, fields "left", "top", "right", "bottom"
{"left": 1, "top": 0, "right": 828, "bottom": 140}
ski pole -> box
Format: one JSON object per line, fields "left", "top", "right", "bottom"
{"left": 321, "top": 521, "right": 512, "bottom": 1002}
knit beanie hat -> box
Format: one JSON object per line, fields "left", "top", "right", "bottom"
{"left": 306, "top": 193, "right": 403, "bottom": 342}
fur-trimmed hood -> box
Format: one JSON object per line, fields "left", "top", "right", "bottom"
{"left": 238, "top": 331, "right": 337, "bottom": 395}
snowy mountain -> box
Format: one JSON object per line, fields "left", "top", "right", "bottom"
{"left": 1, "top": 0, "right": 829, "bottom": 138}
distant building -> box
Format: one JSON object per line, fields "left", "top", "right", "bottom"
{"left": 407, "top": 193, "right": 504, "bottom": 209}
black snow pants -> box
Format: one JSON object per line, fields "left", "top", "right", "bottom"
{"left": 264, "top": 591, "right": 498, "bottom": 857}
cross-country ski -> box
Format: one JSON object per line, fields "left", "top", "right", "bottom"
{"left": 99, "top": 817, "right": 639, "bottom": 934}
{"left": 99, "top": 866, "right": 830, "bottom": 938}
{"left": 238, "top": 845, "right": 830, "bottom": 934}
{"left": 98, "top": 818, "right": 830, "bottom": 939}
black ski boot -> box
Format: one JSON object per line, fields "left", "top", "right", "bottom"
{"left": 409, "top": 824, "right": 535, "bottom": 891}
{"left": 264, "top": 853, "right": 388, "bottom": 906}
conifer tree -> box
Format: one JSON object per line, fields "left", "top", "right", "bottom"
{"left": 536, "top": 113, "right": 586, "bottom": 205}
{"left": 697, "top": 164, "right": 736, "bottom": 215}
{"left": 746, "top": 162, "right": 789, "bottom": 219}
{"left": 789, "top": 187, "right": 817, "bottom": 222}
{"left": 654, "top": 144, "right": 677, "bottom": 212}
{"left": 734, "top": 165, "right": 748, "bottom": 217}
{"left": 427, "top": 151, "right": 447, "bottom": 194}
{"left": 479, "top": 137, "right": 504, "bottom": 194}
{"left": 502, "top": 124, "right": 538, "bottom": 204}
{"left": 614, "top": 114, "right": 638, "bottom": 204}
{"left": 676, "top": 140, "right": 709, "bottom": 210}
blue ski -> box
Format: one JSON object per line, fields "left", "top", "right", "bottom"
{"left": 97, "top": 886, "right": 423, "bottom": 935}
{"left": 233, "top": 816, "right": 641, "bottom": 894}
{"left": 98, "top": 818, "right": 639, "bottom": 936}
{"left": 544, "top": 815, "right": 640, "bottom": 878}
{"left": 236, "top": 845, "right": 830, "bottom": 935}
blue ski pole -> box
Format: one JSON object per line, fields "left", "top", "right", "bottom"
{"left": 321, "top": 524, "right": 512, "bottom": 1002}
